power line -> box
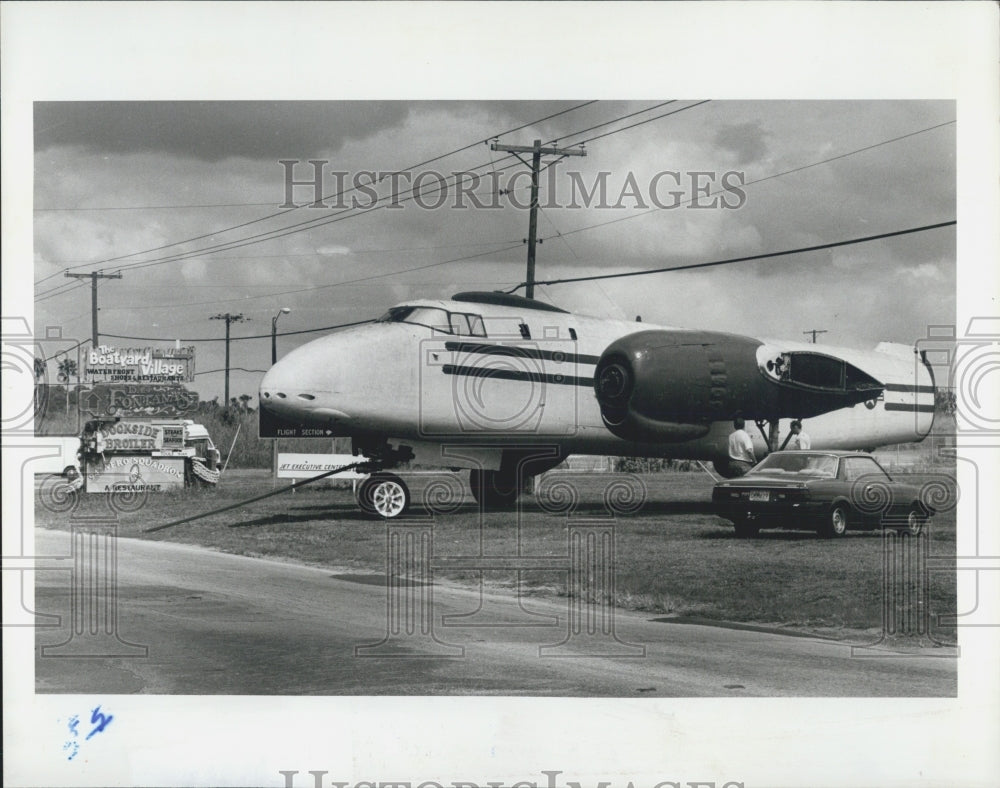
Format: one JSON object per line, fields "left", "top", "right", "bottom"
{"left": 33, "top": 101, "right": 599, "bottom": 285}
{"left": 34, "top": 280, "right": 88, "bottom": 303}
{"left": 99, "top": 242, "right": 525, "bottom": 313}
{"left": 548, "top": 119, "right": 957, "bottom": 244}
{"left": 194, "top": 367, "right": 268, "bottom": 376}
{"left": 573, "top": 100, "right": 711, "bottom": 146}
{"left": 71, "top": 160, "right": 524, "bottom": 277}
{"left": 36, "top": 101, "right": 682, "bottom": 281}
{"left": 101, "top": 318, "right": 375, "bottom": 343}
{"left": 507, "top": 220, "right": 956, "bottom": 291}
{"left": 34, "top": 110, "right": 956, "bottom": 313}
{"left": 544, "top": 100, "right": 677, "bottom": 146}
{"left": 52, "top": 110, "right": 947, "bottom": 284}
{"left": 35, "top": 102, "right": 674, "bottom": 215}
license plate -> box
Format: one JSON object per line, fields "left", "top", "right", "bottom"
{"left": 748, "top": 490, "right": 770, "bottom": 502}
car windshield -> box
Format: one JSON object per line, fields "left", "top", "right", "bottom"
{"left": 748, "top": 453, "right": 838, "bottom": 478}
{"left": 377, "top": 306, "right": 486, "bottom": 337}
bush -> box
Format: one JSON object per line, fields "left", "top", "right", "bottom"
{"left": 613, "top": 457, "right": 697, "bottom": 473}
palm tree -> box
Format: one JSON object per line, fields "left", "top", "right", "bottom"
{"left": 56, "top": 357, "right": 77, "bottom": 383}
{"left": 238, "top": 393, "right": 252, "bottom": 411}
{"left": 57, "top": 357, "right": 78, "bottom": 414}
{"left": 34, "top": 357, "right": 48, "bottom": 420}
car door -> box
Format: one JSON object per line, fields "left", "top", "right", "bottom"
{"left": 841, "top": 455, "right": 896, "bottom": 526}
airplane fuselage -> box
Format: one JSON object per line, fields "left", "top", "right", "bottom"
{"left": 260, "top": 292, "right": 935, "bottom": 477}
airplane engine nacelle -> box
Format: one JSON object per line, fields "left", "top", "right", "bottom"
{"left": 593, "top": 330, "right": 885, "bottom": 443}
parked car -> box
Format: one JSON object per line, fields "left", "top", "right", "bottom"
{"left": 712, "top": 450, "right": 933, "bottom": 538}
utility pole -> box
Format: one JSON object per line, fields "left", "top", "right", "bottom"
{"left": 803, "top": 329, "right": 827, "bottom": 344}
{"left": 491, "top": 139, "right": 586, "bottom": 298}
{"left": 210, "top": 313, "right": 246, "bottom": 404}
{"left": 64, "top": 271, "right": 122, "bottom": 347}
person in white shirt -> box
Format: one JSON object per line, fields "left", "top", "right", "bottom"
{"left": 784, "top": 419, "right": 811, "bottom": 450}
{"left": 727, "top": 417, "right": 757, "bottom": 476}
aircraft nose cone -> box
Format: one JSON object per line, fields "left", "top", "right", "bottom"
{"left": 259, "top": 358, "right": 305, "bottom": 413}
{"left": 259, "top": 346, "right": 353, "bottom": 428}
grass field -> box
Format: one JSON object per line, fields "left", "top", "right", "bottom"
{"left": 35, "top": 467, "right": 958, "bottom": 642}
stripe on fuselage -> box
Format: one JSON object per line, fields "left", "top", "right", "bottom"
{"left": 443, "top": 341, "right": 601, "bottom": 366}
{"left": 441, "top": 364, "right": 594, "bottom": 387}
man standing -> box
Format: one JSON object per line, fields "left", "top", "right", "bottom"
{"left": 727, "top": 417, "right": 757, "bottom": 477}
{"left": 782, "top": 419, "right": 811, "bottom": 450}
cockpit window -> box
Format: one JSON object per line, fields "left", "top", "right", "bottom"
{"left": 378, "top": 306, "right": 487, "bottom": 337}
{"left": 467, "top": 314, "right": 485, "bottom": 337}
{"left": 450, "top": 313, "right": 471, "bottom": 335}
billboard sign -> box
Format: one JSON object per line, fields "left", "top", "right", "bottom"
{"left": 83, "top": 345, "right": 196, "bottom": 384}
{"left": 78, "top": 384, "right": 199, "bottom": 418}
{"left": 85, "top": 455, "right": 186, "bottom": 493}
{"left": 96, "top": 420, "right": 165, "bottom": 451}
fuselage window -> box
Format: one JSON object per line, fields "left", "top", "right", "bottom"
{"left": 519, "top": 323, "right": 531, "bottom": 339}
{"left": 569, "top": 327, "right": 577, "bottom": 341}
{"left": 466, "top": 314, "right": 487, "bottom": 338}
{"left": 450, "top": 313, "right": 471, "bottom": 335}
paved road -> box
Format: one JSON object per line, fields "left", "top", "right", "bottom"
{"left": 33, "top": 529, "right": 956, "bottom": 696}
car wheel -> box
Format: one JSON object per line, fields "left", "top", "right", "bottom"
{"left": 900, "top": 505, "right": 925, "bottom": 537}
{"left": 357, "top": 473, "right": 410, "bottom": 519}
{"left": 820, "top": 504, "right": 849, "bottom": 538}
{"left": 733, "top": 517, "right": 760, "bottom": 539}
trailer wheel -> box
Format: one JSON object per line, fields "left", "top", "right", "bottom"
{"left": 358, "top": 473, "right": 410, "bottom": 519}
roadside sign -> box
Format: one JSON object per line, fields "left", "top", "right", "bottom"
{"left": 84, "top": 455, "right": 186, "bottom": 493}
{"left": 83, "top": 345, "right": 195, "bottom": 384}
{"left": 275, "top": 454, "right": 368, "bottom": 480}
{"left": 259, "top": 406, "right": 340, "bottom": 438}
{"left": 78, "top": 384, "right": 199, "bottom": 419}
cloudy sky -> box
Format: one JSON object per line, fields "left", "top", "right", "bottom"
{"left": 32, "top": 100, "right": 956, "bottom": 403}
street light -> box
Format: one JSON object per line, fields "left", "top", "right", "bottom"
{"left": 271, "top": 307, "right": 291, "bottom": 364}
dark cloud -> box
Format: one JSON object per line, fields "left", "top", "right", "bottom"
{"left": 34, "top": 101, "right": 413, "bottom": 161}
{"left": 713, "top": 121, "right": 769, "bottom": 164}
{"left": 33, "top": 100, "right": 599, "bottom": 162}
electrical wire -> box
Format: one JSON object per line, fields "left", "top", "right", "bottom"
{"left": 573, "top": 100, "right": 711, "bottom": 146}
{"left": 108, "top": 241, "right": 525, "bottom": 313}
{"left": 36, "top": 100, "right": 688, "bottom": 281}
{"left": 101, "top": 318, "right": 376, "bottom": 343}
{"left": 505, "top": 220, "right": 957, "bottom": 291}
{"left": 549, "top": 119, "right": 957, "bottom": 244}
{"left": 33, "top": 101, "right": 599, "bottom": 285}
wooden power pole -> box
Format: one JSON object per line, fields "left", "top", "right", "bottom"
{"left": 490, "top": 139, "right": 586, "bottom": 298}
{"left": 803, "top": 329, "right": 828, "bottom": 344}
{"left": 64, "top": 271, "right": 123, "bottom": 347}
{"left": 210, "top": 313, "right": 246, "bottom": 404}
